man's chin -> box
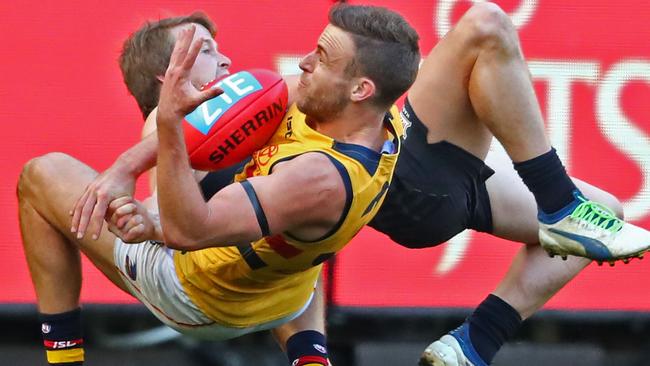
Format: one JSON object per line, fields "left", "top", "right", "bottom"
{"left": 295, "top": 99, "right": 308, "bottom": 114}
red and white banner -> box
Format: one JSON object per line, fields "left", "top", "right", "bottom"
{"left": 2, "top": 1, "right": 649, "bottom": 311}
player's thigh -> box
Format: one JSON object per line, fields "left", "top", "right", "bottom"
{"left": 19, "top": 152, "right": 130, "bottom": 293}
{"left": 407, "top": 8, "right": 492, "bottom": 160}
{"left": 486, "top": 149, "right": 623, "bottom": 244}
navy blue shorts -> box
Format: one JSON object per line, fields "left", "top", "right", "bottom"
{"left": 367, "top": 100, "right": 495, "bottom": 248}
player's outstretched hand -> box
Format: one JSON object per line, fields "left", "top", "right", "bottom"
{"left": 156, "top": 25, "right": 223, "bottom": 128}
{"left": 70, "top": 163, "right": 136, "bottom": 240}
{"left": 106, "top": 196, "right": 159, "bottom": 244}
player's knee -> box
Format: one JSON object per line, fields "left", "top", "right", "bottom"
{"left": 18, "top": 152, "right": 73, "bottom": 201}
{"left": 459, "top": 2, "right": 518, "bottom": 53}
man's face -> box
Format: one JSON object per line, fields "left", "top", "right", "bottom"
{"left": 296, "top": 24, "right": 356, "bottom": 122}
{"left": 170, "top": 23, "right": 231, "bottom": 88}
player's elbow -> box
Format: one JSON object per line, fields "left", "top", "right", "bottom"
{"left": 161, "top": 227, "right": 201, "bottom": 251}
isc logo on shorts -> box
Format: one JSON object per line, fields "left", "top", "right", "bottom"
{"left": 185, "top": 71, "right": 263, "bottom": 135}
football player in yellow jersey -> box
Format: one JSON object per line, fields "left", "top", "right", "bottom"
{"left": 17, "top": 5, "right": 419, "bottom": 366}
{"left": 21, "top": 3, "right": 650, "bottom": 366}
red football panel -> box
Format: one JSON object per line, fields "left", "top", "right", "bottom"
{"left": 189, "top": 77, "right": 288, "bottom": 170}
{"left": 182, "top": 69, "right": 284, "bottom": 153}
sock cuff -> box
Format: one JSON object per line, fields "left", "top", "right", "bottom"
{"left": 39, "top": 308, "right": 83, "bottom": 341}
{"left": 286, "top": 330, "right": 328, "bottom": 363}
{"left": 39, "top": 308, "right": 82, "bottom": 323}
{"left": 513, "top": 147, "right": 557, "bottom": 169}
{"left": 485, "top": 294, "right": 522, "bottom": 323}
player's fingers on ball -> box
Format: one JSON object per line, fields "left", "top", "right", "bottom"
{"left": 200, "top": 86, "right": 224, "bottom": 102}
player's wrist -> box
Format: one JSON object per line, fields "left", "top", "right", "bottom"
{"left": 114, "top": 152, "right": 145, "bottom": 178}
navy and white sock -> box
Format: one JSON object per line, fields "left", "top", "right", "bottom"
{"left": 39, "top": 308, "right": 84, "bottom": 365}
{"left": 286, "top": 330, "right": 329, "bottom": 366}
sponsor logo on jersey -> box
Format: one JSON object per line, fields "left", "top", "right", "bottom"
{"left": 256, "top": 144, "right": 280, "bottom": 166}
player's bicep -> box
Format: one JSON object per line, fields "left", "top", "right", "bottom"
{"left": 199, "top": 182, "right": 265, "bottom": 247}
{"left": 252, "top": 154, "right": 347, "bottom": 236}
{"left": 198, "top": 154, "right": 345, "bottom": 247}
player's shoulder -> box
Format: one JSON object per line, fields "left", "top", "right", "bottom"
{"left": 276, "top": 152, "right": 337, "bottom": 177}
{"left": 272, "top": 152, "right": 342, "bottom": 191}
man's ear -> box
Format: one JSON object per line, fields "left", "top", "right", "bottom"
{"left": 156, "top": 75, "right": 165, "bottom": 83}
{"left": 350, "top": 77, "right": 375, "bottom": 103}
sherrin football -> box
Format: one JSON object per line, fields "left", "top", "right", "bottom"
{"left": 183, "top": 69, "right": 288, "bottom": 171}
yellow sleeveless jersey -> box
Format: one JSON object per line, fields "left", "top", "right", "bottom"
{"left": 174, "top": 103, "right": 403, "bottom": 327}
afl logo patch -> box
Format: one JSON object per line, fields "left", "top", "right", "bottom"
{"left": 41, "top": 323, "right": 51, "bottom": 334}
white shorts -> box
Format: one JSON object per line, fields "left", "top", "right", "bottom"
{"left": 113, "top": 239, "right": 313, "bottom": 340}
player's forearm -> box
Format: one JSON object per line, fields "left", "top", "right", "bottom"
{"left": 116, "top": 133, "right": 158, "bottom": 177}
{"left": 156, "top": 123, "right": 212, "bottom": 249}
{"left": 149, "top": 210, "right": 165, "bottom": 242}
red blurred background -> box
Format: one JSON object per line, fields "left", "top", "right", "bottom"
{"left": 2, "top": 0, "right": 649, "bottom": 312}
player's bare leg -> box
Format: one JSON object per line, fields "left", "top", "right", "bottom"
{"left": 272, "top": 279, "right": 331, "bottom": 366}
{"left": 18, "top": 152, "right": 131, "bottom": 365}
{"left": 485, "top": 151, "right": 622, "bottom": 319}
{"left": 408, "top": 2, "right": 641, "bottom": 365}
{"left": 420, "top": 153, "right": 622, "bottom": 365}
{"left": 411, "top": 2, "right": 648, "bottom": 267}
